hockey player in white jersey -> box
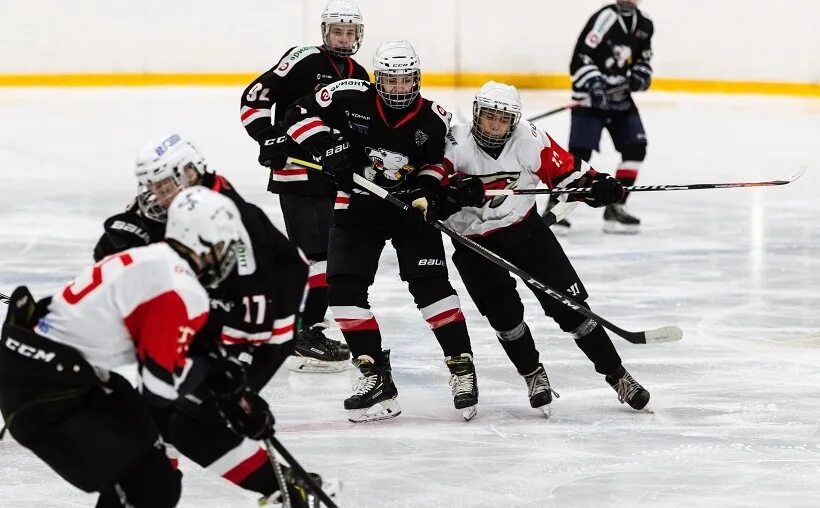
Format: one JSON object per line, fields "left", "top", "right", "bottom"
{"left": 0, "top": 188, "right": 249, "bottom": 507}
{"left": 437, "top": 82, "right": 651, "bottom": 414}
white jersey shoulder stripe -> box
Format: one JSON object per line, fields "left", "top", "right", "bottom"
{"left": 273, "top": 46, "right": 321, "bottom": 77}
{"left": 430, "top": 101, "right": 452, "bottom": 129}
{"left": 584, "top": 7, "right": 619, "bottom": 48}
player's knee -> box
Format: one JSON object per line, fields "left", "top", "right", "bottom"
{"left": 327, "top": 274, "right": 368, "bottom": 307}
{"left": 569, "top": 147, "right": 593, "bottom": 162}
{"left": 619, "top": 143, "right": 646, "bottom": 162}
{"left": 496, "top": 321, "right": 528, "bottom": 342}
{"left": 407, "top": 276, "right": 454, "bottom": 304}
{"left": 115, "top": 446, "right": 181, "bottom": 508}
{"left": 482, "top": 295, "right": 524, "bottom": 331}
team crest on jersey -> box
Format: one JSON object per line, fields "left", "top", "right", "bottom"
{"left": 364, "top": 147, "right": 415, "bottom": 188}
{"left": 415, "top": 129, "right": 429, "bottom": 146}
{"left": 479, "top": 172, "right": 520, "bottom": 208}
{"left": 606, "top": 45, "right": 633, "bottom": 70}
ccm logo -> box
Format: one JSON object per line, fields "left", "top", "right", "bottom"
{"left": 264, "top": 136, "right": 288, "bottom": 145}
{"left": 3, "top": 337, "right": 56, "bottom": 362}
{"left": 418, "top": 259, "right": 445, "bottom": 266}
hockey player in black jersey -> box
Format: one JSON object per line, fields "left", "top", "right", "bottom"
{"left": 240, "top": 0, "right": 368, "bottom": 371}
{"left": 546, "top": 0, "right": 654, "bottom": 234}
{"left": 284, "top": 40, "right": 478, "bottom": 422}
{"left": 92, "top": 135, "right": 328, "bottom": 505}
{"left": 440, "top": 82, "right": 651, "bottom": 414}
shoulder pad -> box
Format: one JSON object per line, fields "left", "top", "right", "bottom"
{"left": 315, "top": 79, "right": 370, "bottom": 107}
{"left": 273, "top": 46, "right": 321, "bottom": 77}
{"left": 585, "top": 7, "right": 618, "bottom": 48}
{"left": 430, "top": 101, "right": 452, "bottom": 129}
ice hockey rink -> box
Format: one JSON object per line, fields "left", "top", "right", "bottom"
{"left": 0, "top": 86, "right": 818, "bottom": 507}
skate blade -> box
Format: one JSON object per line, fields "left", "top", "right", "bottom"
{"left": 287, "top": 356, "right": 349, "bottom": 373}
{"left": 537, "top": 404, "right": 552, "bottom": 418}
{"left": 258, "top": 479, "right": 342, "bottom": 507}
{"left": 459, "top": 405, "right": 477, "bottom": 421}
{"left": 603, "top": 221, "right": 640, "bottom": 235}
{"left": 347, "top": 398, "right": 401, "bottom": 423}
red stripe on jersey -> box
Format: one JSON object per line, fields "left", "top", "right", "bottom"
{"left": 336, "top": 317, "right": 379, "bottom": 332}
{"left": 308, "top": 273, "right": 327, "bottom": 288}
{"left": 615, "top": 168, "right": 639, "bottom": 180}
{"left": 273, "top": 168, "right": 308, "bottom": 177}
{"left": 426, "top": 308, "right": 465, "bottom": 330}
{"left": 272, "top": 321, "right": 295, "bottom": 337}
{"left": 240, "top": 108, "right": 259, "bottom": 121}
{"left": 335, "top": 195, "right": 350, "bottom": 205}
{"left": 223, "top": 447, "right": 268, "bottom": 484}
{"left": 291, "top": 120, "right": 326, "bottom": 141}
{"left": 124, "top": 290, "right": 207, "bottom": 373}
{"left": 421, "top": 164, "right": 447, "bottom": 179}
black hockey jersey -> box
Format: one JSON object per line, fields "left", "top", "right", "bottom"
{"left": 93, "top": 173, "right": 307, "bottom": 349}
{"left": 241, "top": 46, "right": 369, "bottom": 196}
{"left": 570, "top": 4, "right": 654, "bottom": 108}
{"left": 284, "top": 79, "right": 452, "bottom": 208}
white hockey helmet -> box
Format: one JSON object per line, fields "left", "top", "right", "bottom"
{"left": 165, "top": 187, "right": 242, "bottom": 289}
{"left": 134, "top": 134, "right": 208, "bottom": 222}
{"left": 320, "top": 0, "right": 364, "bottom": 57}
{"left": 373, "top": 40, "right": 421, "bottom": 109}
{"left": 471, "top": 81, "right": 523, "bottom": 149}
{"left": 616, "top": 0, "right": 641, "bottom": 15}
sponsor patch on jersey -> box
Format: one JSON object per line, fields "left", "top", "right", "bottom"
{"left": 431, "top": 102, "right": 452, "bottom": 127}
{"left": 415, "top": 129, "right": 429, "bottom": 146}
{"left": 274, "top": 46, "right": 320, "bottom": 77}
{"left": 585, "top": 9, "right": 618, "bottom": 48}
{"left": 315, "top": 79, "right": 370, "bottom": 107}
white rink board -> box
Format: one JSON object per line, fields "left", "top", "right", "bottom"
{"left": 0, "top": 87, "right": 819, "bottom": 507}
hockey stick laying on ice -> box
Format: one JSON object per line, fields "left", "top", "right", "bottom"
{"left": 485, "top": 164, "right": 807, "bottom": 196}
{"left": 263, "top": 436, "right": 340, "bottom": 508}
{"left": 289, "top": 157, "right": 682, "bottom": 345}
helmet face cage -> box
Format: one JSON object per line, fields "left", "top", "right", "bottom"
{"left": 471, "top": 103, "right": 521, "bottom": 149}
{"left": 375, "top": 70, "right": 420, "bottom": 109}
{"left": 135, "top": 162, "right": 193, "bottom": 222}
{"left": 321, "top": 22, "right": 364, "bottom": 57}
{"left": 198, "top": 238, "right": 239, "bottom": 289}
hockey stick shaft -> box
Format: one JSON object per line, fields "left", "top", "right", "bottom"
{"left": 289, "top": 157, "right": 681, "bottom": 345}
{"left": 525, "top": 102, "right": 580, "bottom": 122}
{"left": 264, "top": 437, "right": 339, "bottom": 508}
{"left": 484, "top": 164, "right": 807, "bottom": 196}
{"left": 0, "top": 293, "right": 8, "bottom": 304}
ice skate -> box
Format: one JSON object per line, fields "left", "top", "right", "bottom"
{"left": 605, "top": 366, "right": 650, "bottom": 410}
{"left": 344, "top": 350, "right": 401, "bottom": 423}
{"left": 289, "top": 323, "right": 350, "bottom": 373}
{"left": 445, "top": 353, "right": 479, "bottom": 421}
{"left": 603, "top": 203, "right": 640, "bottom": 234}
{"left": 523, "top": 364, "right": 559, "bottom": 417}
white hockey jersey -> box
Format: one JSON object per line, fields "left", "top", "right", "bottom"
{"left": 442, "top": 121, "right": 592, "bottom": 237}
{"left": 36, "top": 242, "right": 209, "bottom": 403}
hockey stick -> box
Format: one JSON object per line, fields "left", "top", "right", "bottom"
{"left": 485, "top": 164, "right": 807, "bottom": 196}
{"left": 525, "top": 102, "right": 581, "bottom": 122}
{"left": 288, "top": 157, "right": 682, "bottom": 345}
{"left": 0, "top": 293, "right": 8, "bottom": 304}
{"left": 263, "top": 436, "right": 340, "bottom": 508}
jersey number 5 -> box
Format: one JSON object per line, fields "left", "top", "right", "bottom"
{"left": 63, "top": 252, "right": 134, "bottom": 304}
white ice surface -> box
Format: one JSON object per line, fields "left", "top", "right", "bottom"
{"left": 0, "top": 87, "right": 819, "bottom": 507}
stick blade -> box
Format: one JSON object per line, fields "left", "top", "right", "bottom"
{"left": 644, "top": 325, "right": 683, "bottom": 344}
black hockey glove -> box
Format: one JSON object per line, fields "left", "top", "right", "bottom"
{"left": 317, "top": 133, "right": 353, "bottom": 191}
{"left": 206, "top": 354, "right": 247, "bottom": 401}
{"left": 257, "top": 124, "right": 289, "bottom": 169}
{"left": 407, "top": 175, "right": 441, "bottom": 227}
{"left": 586, "top": 173, "right": 625, "bottom": 207}
{"left": 587, "top": 81, "right": 609, "bottom": 110}
{"left": 217, "top": 389, "right": 276, "bottom": 440}
{"left": 450, "top": 173, "right": 485, "bottom": 208}
{"left": 629, "top": 65, "right": 652, "bottom": 92}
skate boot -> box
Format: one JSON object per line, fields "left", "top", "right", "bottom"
{"left": 344, "top": 350, "right": 401, "bottom": 423}
{"left": 258, "top": 464, "right": 341, "bottom": 508}
{"left": 543, "top": 196, "right": 571, "bottom": 235}
{"left": 290, "top": 323, "right": 351, "bottom": 373}
{"left": 523, "top": 364, "right": 559, "bottom": 417}
{"left": 605, "top": 366, "right": 650, "bottom": 410}
{"left": 603, "top": 203, "right": 640, "bottom": 234}
{"left": 445, "top": 353, "right": 479, "bottom": 421}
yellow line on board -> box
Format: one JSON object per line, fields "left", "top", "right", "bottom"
{"left": 0, "top": 72, "right": 818, "bottom": 97}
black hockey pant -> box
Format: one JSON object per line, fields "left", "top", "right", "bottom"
{"left": 0, "top": 324, "right": 180, "bottom": 508}
{"left": 452, "top": 213, "right": 622, "bottom": 376}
